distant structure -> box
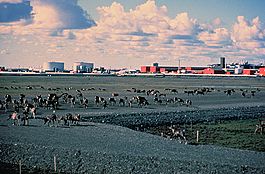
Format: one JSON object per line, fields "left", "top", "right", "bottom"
{"left": 153, "top": 62, "right": 159, "bottom": 67}
{"left": 73, "top": 62, "right": 94, "bottom": 73}
{"left": 141, "top": 63, "right": 207, "bottom": 74}
{"left": 140, "top": 57, "right": 265, "bottom": 76}
{"left": 43, "top": 62, "right": 64, "bottom": 72}
{"left": 0, "top": 66, "right": 5, "bottom": 71}
{"left": 220, "top": 57, "right": 226, "bottom": 68}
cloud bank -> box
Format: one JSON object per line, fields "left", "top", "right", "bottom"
{"left": 0, "top": 0, "right": 265, "bottom": 68}
{"left": 0, "top": 0, "right": 95, "bottom": 32}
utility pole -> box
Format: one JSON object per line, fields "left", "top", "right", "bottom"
{"left": 178, "top": 59, "right": 181, "bottom": 74}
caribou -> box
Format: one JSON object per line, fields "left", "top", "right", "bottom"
{"left": 8, "top": 111, "right": 20, "bottom": 126}
{"left": 169, "top": 125, "right": 187, "bottom": 144}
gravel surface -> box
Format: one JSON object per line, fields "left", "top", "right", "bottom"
{"left": 1, "top": 76, "right": 265, "bottom": 173}
{"left": 1, "top": 106, "right": 265, "bottom": 173}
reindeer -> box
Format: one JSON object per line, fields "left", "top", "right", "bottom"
{"left": 184, "top": 90, "right": 194, "bottom": 95}
{"left": 254, "top": 120, "right": 265, "bottom": 135}
{"left": 109, "top": 97, "right": 116, "bottom": 106}
{"left": 118, "top": 98, "right": 125, "bottom": 106}
{"left": 95, "top": 96, "right": 105, "bottom": 106}
{"left": 185, "top": 99, "right": 192, "bottom": 106}
{"left": 71, "top": 114, "right": 81, "bottom": 124}
{"left": 8, "top": 111, "right": 20, "bottom": 126}
{"left": 170, "top": 89, "right": 178, "bottom": 94}
{"left": 112, "top": 93, "right": 119, "bottom": 97}
{"left": 169, "top": 125, "right": 187, "bottom": 144}
{"left": 44, "top": 113, "right": 57, "bottom": 126}
{"left": 166, "top": 98, "right": 174, "bottom": 105}
{"left": 174, "top": 97, "right": 185, "bottom": 105}
{"left": 5, "top": 94, "right": 12, "bottom": 104}
{"left": 154, "top": 97, "right": 162, "bottom": 105}
{"left": 130, "top": 96, "right": 149, "bottom": 107}
{"left": 12, "top": 99, "right": 20, "bottom": 112}
{"left": 24, "top": 103, "right": 37, "bottom": 118}
{"left": 82, "top": 98, "right": 89, "bottom": 108}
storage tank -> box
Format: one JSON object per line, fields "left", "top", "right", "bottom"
{"left": 43, "top": 62, "right": 64, "bottom": 72}
{"left": 235, "top": 66, "right": 244, "bottom": 74}
{"left": 73, "top": 62, "right": 94, "bottom": 73}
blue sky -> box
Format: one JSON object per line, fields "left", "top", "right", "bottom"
{"left": 79, "top": 0, "right": 265, "bottom": 28}
{"left": 1, "top": 0, "right": 265, "bottom": 69}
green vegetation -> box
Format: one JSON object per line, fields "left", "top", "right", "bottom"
{"left": 146, "top": 119, "right": 265, "bottom": 152}
{"left": 185, "top": 119, "right": 265, "bottom": 152}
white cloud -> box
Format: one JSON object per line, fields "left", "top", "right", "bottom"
{"left": 0, "top": 0, "right": 95, "bottom": 35}
{"left": 1, "top": 0, "right": 265, "bottom": 68}
{"left": 169, "top": 12, "right": 200, "bottom": 35}
{"left": 198, "top": 28, "right": 231, "bottom": 47}
{"left": 231, "top": 16, "right": 265, "bottom": 49}
{"left": 31, "top": 0, "right": 95, "bottom": 30}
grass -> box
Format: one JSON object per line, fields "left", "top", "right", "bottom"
{"left": 188, "top": 119, "right": 265, "bottom": 152}
{"left": 147, "top": 119, "right": 265, "bottom": 152}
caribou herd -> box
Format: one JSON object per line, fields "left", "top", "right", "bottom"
{"left": 1, "top": 85, "right": 262, "bottom": 140}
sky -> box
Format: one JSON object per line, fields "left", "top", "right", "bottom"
{"left": 1, "top": 0, "right": 265, "bottom": 69}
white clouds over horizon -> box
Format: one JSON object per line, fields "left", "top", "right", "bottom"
{"left": 0, "top": 0, "right": 265, "bottom": 68}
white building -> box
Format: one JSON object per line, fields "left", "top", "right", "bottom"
{"left": 73, "top": 62, "right": 94, "bottom": 73}
{"left": 43, "top": 62, "right": 64, "bottom": 72}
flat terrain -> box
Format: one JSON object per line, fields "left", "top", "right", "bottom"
{"left": 0, "top": 76, "right": 265, "bottom": 173}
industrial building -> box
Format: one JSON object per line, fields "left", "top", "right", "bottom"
{"left": 0, "top": 66, "right": 5, "bottom": 71}
{"left": 140, "top": 57, "right": 265, "bottom": 76}
{"left": 141, "top": 63, "right": 182, "bottom": 73}
{"left": 43, "top": 62, "right": 64, "bottom": 72}
{"left": 203, "top": 68, "right": 225, "bottom": 74}
{"left": 185, "top": 67, "right": 208, "bottom": 74}
{"left": 259, "top": 68, "right": 265, "bottom": 76}
{"left": 141, "top": 63, "right": 206, "bottom": 74}
{"left": 73, "top": 62, "right": 94, "bottom": 73}
{"left": 220, "top": 57, "right": 226, "bottom": 68}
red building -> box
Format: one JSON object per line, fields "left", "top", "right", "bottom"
{"left": 140, "top": 66, "right": 151, "bottom": 73}
{"left": 259, "top": 68, "right": 265, "bottom": 76}
{"left": 243, "top": 69, "right": 256, "bottom": 75}
{"left": 150, "top": 66, "right": 159, "bottom": 73}
{"left": 203, "top": 68, "right": 225, "bottom": 74}
{"left": 159, "top": 67, "right": 179, "bottom": 73}
{"left": 159, "top": 68, "right": 167, "bottom": 73}
{"left": 186, "top": 67, "right": 207, "bottom": 74}
{"left": 0, "top": 67, "right": 5, "bottom": 71}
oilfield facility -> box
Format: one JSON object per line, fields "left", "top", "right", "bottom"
{"left": 0, "top": 57, "right": 265, "bottom": 77}
{"left": 140, "top": 57, "right": 265, "bottom": 76}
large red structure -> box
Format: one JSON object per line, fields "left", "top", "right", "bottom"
{"left": 203, "top": 68, "right": 225, "bottom": 74}
{"left": 150, "top": 66, "right": 159, "bottom": 73}
{"left": 0, "top": 67, "right": 5, "bottom": 71}
{"left": 140, "top": 66, "right": 150, "bottom": 73}
{"left": 186, "top": 67, "right": 207, "bottom": 74}
{"left": 259, "top": 68, "right": 265, "bottom": 76}
{"left": 243, "top": 69, "right": 256, "bottom": 75}
{"left": 140, "top": 63, "right": 263, "bottom": 76}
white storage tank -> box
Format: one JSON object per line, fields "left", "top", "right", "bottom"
{"left": 43, "top": 62, "right": 64, "bottom": 72}
{"left": 73, "top": 62, "right": 94, "bottom": 73}
{"left": 235, "top": 66, "right": 244, "bottom": 74}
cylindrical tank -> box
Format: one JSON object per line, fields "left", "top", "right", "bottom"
{"left": 73, "top": 62, "right": 94, "bottom": 73}
{"left": 235, "top": 67, "right": 243, "bottom": 74}
{"left": 43, "top": 62, "right": 64, "bottom": 72}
